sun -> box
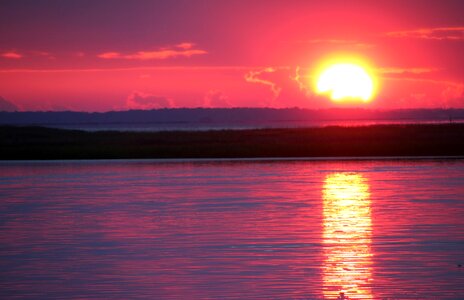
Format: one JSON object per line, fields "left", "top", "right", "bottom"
{"left": 315, "top": 61, "right": 376, "bottom": 102}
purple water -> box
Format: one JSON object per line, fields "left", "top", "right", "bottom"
{"left": 1, "top": 159, "right": 463, "bottom": 299}
{"left": 44, "top": 119, "right": 464, "bottom": 132}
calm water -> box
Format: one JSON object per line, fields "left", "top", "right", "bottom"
{"left": 0, "top": 159, "right": 463, "bottom": 299}
{"left": 46, "top": 119, "right": 464, "bottom": 132}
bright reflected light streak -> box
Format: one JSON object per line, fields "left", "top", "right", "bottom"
{"left": 322, "top": 173, "right": 373, "bottom": 299}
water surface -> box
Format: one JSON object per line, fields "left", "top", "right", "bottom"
{"left": 1, "top": 160, "right": 463, "bottom": 299}
{"left": 44, "top": 119, "right": 464, "bottom": 132}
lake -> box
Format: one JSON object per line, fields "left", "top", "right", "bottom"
{"left": 0, "top": 159, "right": 463, "bottom": 299}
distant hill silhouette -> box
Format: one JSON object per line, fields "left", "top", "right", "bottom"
{"left": 0, "top": 108, "right": 463, "bottom": 127}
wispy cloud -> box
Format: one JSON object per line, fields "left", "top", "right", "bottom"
{"left": 378, "top": 67, "right": 439, "bottom": 75}
{"left": 301, "top": 39, "right": 374, "bottom": 48}
{"left": 98, "top": 52, "right": 120, "bottom": 59}
{"left": 1, "top": 50, "right": 58, "bottom": 60}
{"left": 98, "top": 43, "right": 207, "bottom": 60}
{"left": 387, "top": 27, "right": 464, "bottom": 41}
{"left": 244, "top": 67, "right": 282, "bottom": 99}
{"left": 292, "top": 66, "right": 311, "bottom": 92}
{"left": 176, "top": 42, "right": 195, "bottom": 50}
{"left": 243, "top": 66, "right": 326, "bottom": 107}
{"left": 31, "top": 51, "right": 55, "bottom": 59}
{"left": 1, "top": 51, "right": 23, "bottom": 59}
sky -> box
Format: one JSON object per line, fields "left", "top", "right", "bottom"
{"left": 0, "top": 0, "right": 464, "bottom": 112}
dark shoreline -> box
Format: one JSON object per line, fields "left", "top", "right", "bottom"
{"left": 2, "top": 124, "right": 464, "bottom": 160}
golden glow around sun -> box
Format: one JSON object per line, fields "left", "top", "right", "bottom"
{"left": 315, "top": 60, "right": 377, "bottom": 102}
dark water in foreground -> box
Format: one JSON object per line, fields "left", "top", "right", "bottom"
{"left": 0, "top": 160, "right": 463, "bottom": 299}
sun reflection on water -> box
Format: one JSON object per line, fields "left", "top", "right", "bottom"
{"left": 322, "top": 173, "right": 373, "bottom": 299}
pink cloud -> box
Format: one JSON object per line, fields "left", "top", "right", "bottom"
{"left": 387, "top": 27, "right": 464, "bottom": 41}
{"left": 1, "top": 50, "right": 58, "bottom": 60}
{"left": 121, "top": 91, "right": 174, "bottom": 110}
{"left": 1, "top": 51, "right": 22, "bottom": 59}
{"left": 98, "top": 43, "right": 207, "bottom": 60}
{"left": 176, "top": 42, "right": 194, "bottom": 50}
{"left": 97, "top": 52, "right": 122, "bottom": 59}
{"left": 203, "top": 90, "right": 230, "bottom": 108}
{"left": 126, "top": 49, "right": 207, "bottom": 60}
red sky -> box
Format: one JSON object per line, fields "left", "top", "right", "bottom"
{"left": 1, "top": 0, "right": 463, "bottom": 111}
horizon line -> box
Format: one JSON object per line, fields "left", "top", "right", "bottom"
{"left": 2, "top": 107, "right": 464, "bottom": 114}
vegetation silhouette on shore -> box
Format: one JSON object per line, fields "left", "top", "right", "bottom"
{"left": 1, "top": 124, "right": 464, "bottom": 160}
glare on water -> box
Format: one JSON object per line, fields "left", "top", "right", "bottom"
{"left": 322, "top": 173, "right": 373, "bottom": 299}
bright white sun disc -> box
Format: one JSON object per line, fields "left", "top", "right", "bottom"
{"left": 316, "top": 63, "right": 375, "bottom": 102}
